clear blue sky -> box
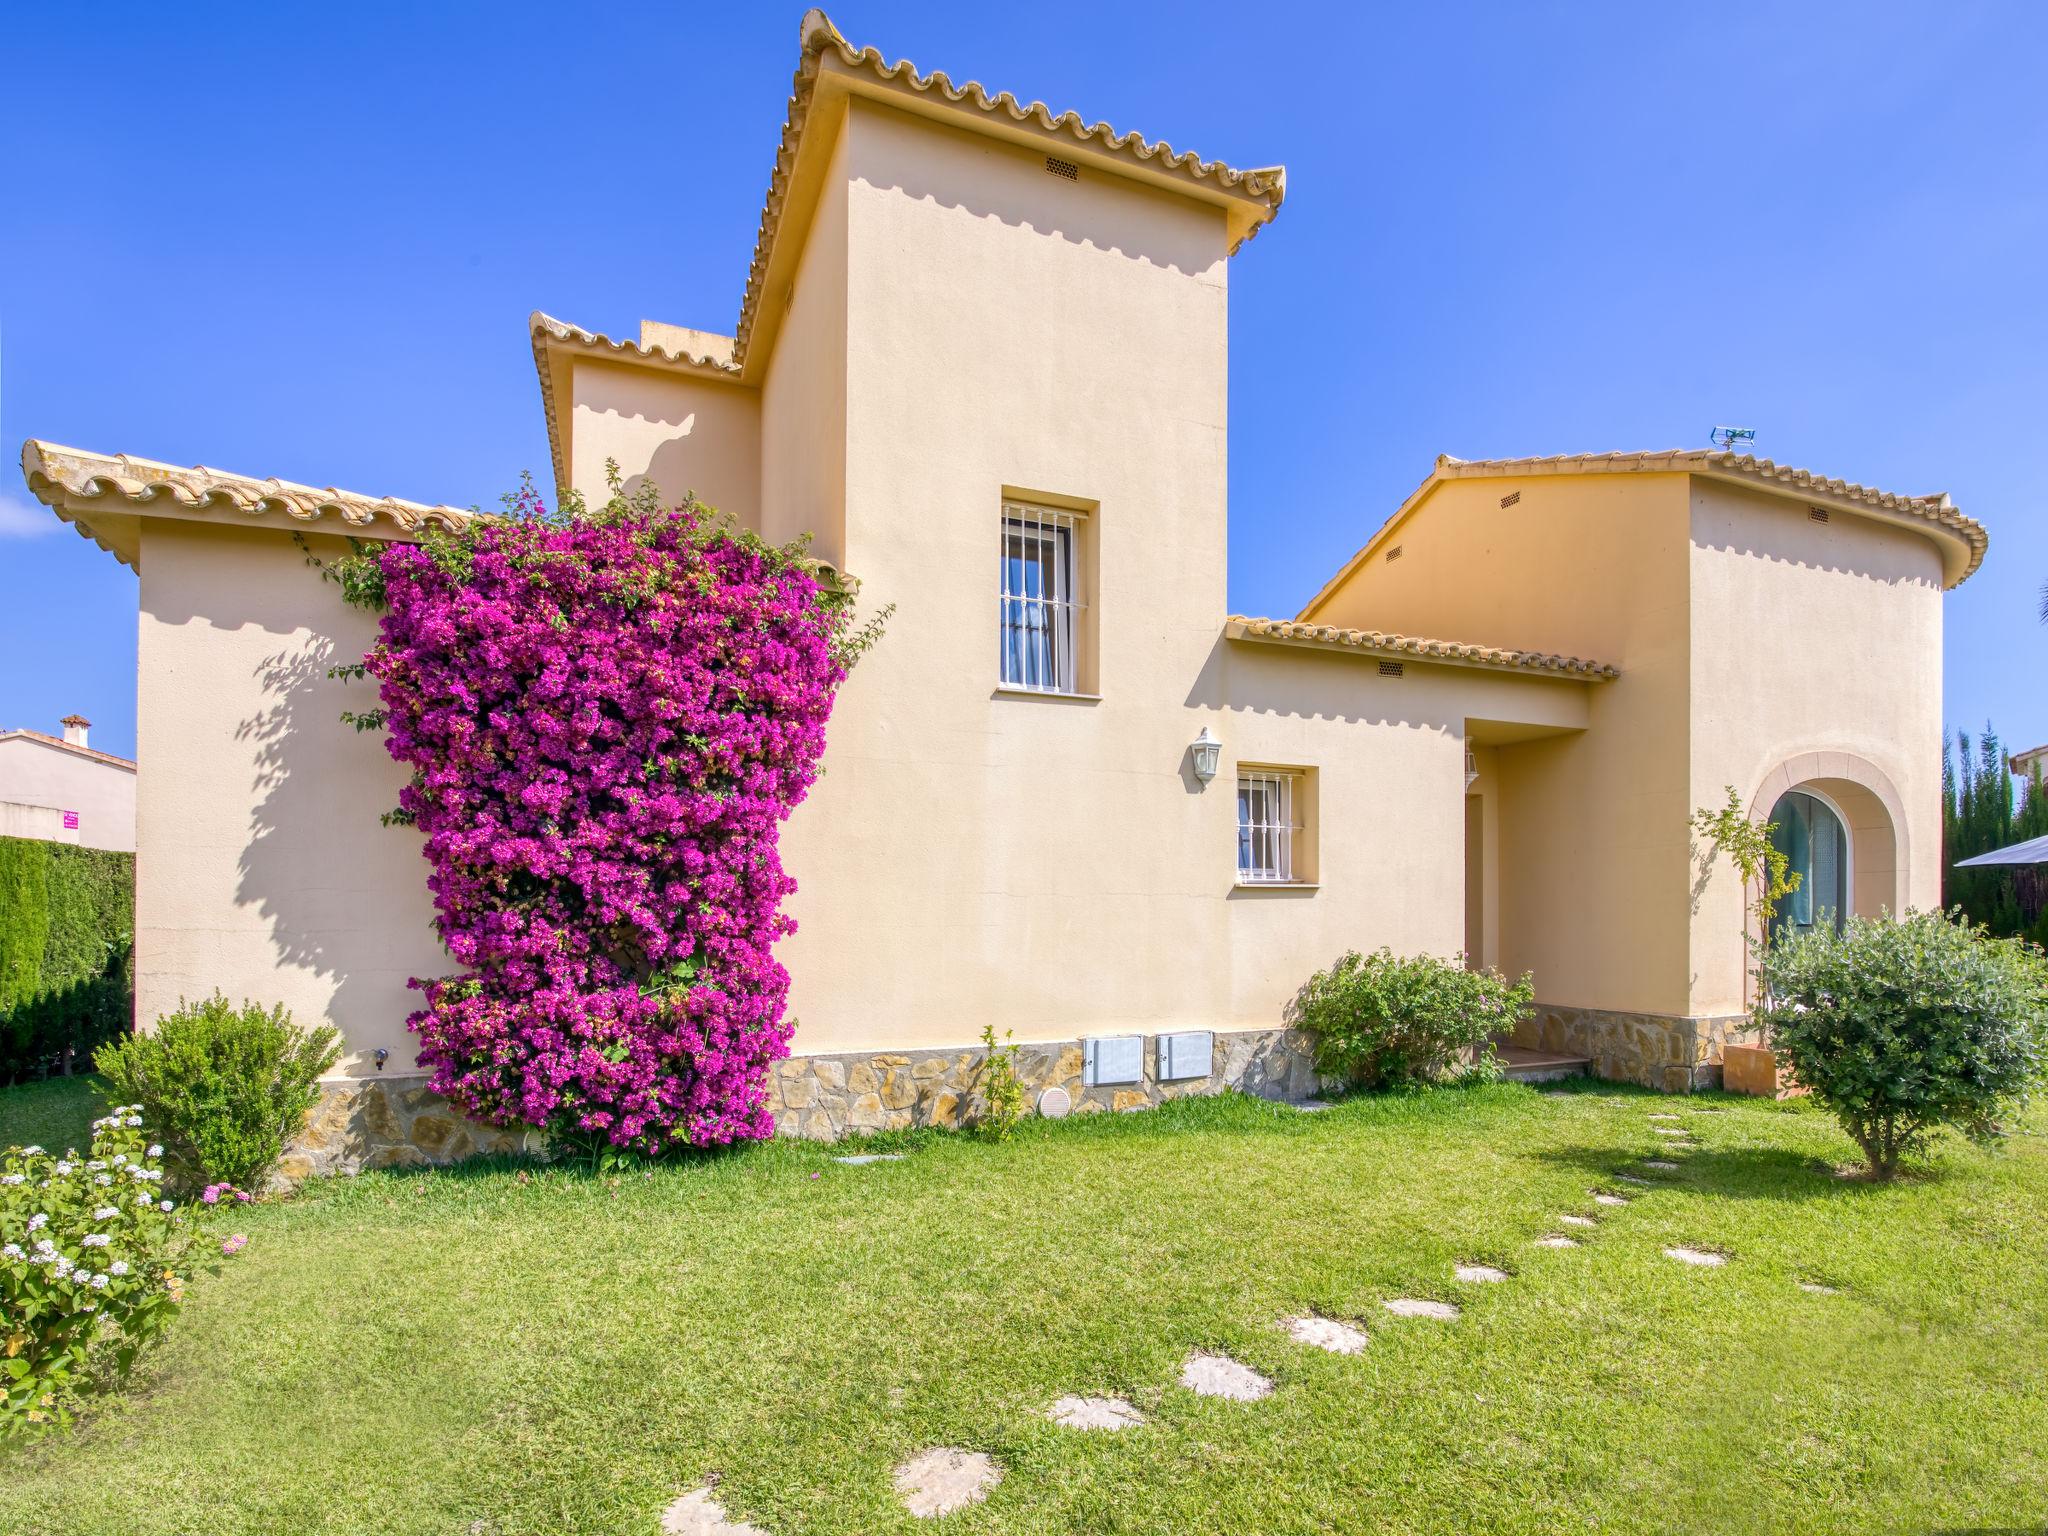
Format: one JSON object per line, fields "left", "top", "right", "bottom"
{"left": 3, "top": 1, "right": 2041, "bottom": 766}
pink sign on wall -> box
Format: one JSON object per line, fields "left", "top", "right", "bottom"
{"left": 62, "top": 811, "right": 79, "bottom": 830}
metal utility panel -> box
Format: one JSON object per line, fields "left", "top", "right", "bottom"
{"left": 1158, "top": 1031, "right": 1214, "bottom": 1083}
{"left": 1083, "top": 1035, "right": 1144, "bottom": 1086}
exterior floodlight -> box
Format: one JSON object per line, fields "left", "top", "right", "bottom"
{"left": 1191, "top": 727, "right": 1222, "bottom": 784}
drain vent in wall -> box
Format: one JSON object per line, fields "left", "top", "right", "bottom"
{"left": 1378, "top": 660, "right": 1404, "bottom": 678}
{"left": 1808, "top": 506, "right": 1831, "bottom": 523}
{"left": 1045, "top": 155, "right": 1079, "bottom": 180}
{"left": 1384, "top": 544, "right": 1404, "bottom": 562}
{"left": 1500, "top": 490, "right": 1521, "bottom": 509}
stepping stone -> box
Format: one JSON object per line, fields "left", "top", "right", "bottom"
{"left": 894, "top": 1448, "right": 1001, "bottom": 1519}
{"left": 1383, "top": 1298, "right": 1460, "bottom": 1321}
{"left": 1592, "top": 1192, "right": 1629, "bottom": 1207}
{"left": 1180, "top": 1352, "right": 1273, "bottom": 1401}
{"left": 1615, "top": 1174, "right": 1651, "bottom": 1187}
{"left": 1559, "top": 1214, "right": 1597, "bottom": 1227}
{"left": 1285, "top": 1315, "right": 1369, "bottom": 1354}
{"left": 662, "top": 1485, "right": 769, "bottom": 1536}
{"left": 1797, "top": 1281, "right": 1841, "bottom": 1296}
{"left": 1664, "top": 1247, "right": 1727, "bottom": 1268}
{"left": 1534, "top": 1234, "right": 1579, "bottom": 1249}
{"left": 1652, "top": 1127, "right": 1692, "bottom": 1139}
{"left": 1049, "top": 1395, "right": 1145, "bottom": 1430}
{"left": 1295, "top": 1099, "right": 1332, "bottom": 1113}
{"left": 1453, "top": 1264, "right": 1509, "bottom": 1284}
{"left": 831, "top": 1153, "right": 904, "bottom": 1166}
{"left": 1648, "top": 1113, "right": 1681, "bottom": 1122}
{"left": 1643, "top": 1160, "right": 1680, "bottom": 1171}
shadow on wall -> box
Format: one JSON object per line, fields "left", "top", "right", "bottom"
{"left": 854, "top": 106, "right": 1230, "bottom": 279}
{"left": 1181, "top": 631, "right": 1481, "bottom": 733}
{"left": 232, "top": 629, "right": 444, "bottom": 1065}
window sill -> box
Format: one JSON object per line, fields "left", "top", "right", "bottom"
{"left": 1233, "top": 880, "right": 1320, "bottom": 893}
{"left": 992, "top": 686, "right": 1103, "bottom": 704}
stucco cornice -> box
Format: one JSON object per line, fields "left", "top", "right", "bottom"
{"left": 732, "top": 9, "right": 1285, "bottom": 381}
{"left": 1225, "top": 616, "right": 1619, "bottom": 681}
{"left": 528, "top": 312, "right": 745, "bottom": 508}
{"left": 1298, "top": 448, "right": 1988, "bottom": 621}
{"left": 19, "top": 440, "right": 472, "bottom": 572}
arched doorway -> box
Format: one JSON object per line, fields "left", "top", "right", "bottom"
{"left": 1749, "top": 751, "right": 1909, "bottom": 938}
{"left": 1767, "top": 787, "right": 1852, "bottom": 941}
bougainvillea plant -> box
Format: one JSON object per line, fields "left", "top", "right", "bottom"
{"left": 311, "top": 474, "right": 884, "bottom": 1154}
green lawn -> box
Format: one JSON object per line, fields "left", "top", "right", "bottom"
{"left": 3, "top": 1082, "right": 2044, "bottom": 1535}
{"left": 0, "top": 1073, "right": 106, "bottom": 1156}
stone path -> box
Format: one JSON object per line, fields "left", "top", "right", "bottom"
{"left": 1382, "top": 1297, "right": 1460, "bottom": 1320}
{"left": 1797, "top": 1281, "right": 1840, "bottom": 1295}
{"left": 1664, "top": 1246, "right": 1727, "bottom": 1268}
{"left": 662, "top": 1485, "right": 770, "bottom": 1536}
{"left": 1049, "top": 1395, "right": 1145, "bottom": 1429}
{"left": 893, "top": 1449, "right": 1001, "bottom": 1518}
{"left": 666, "top": 1096, "right": 1763, "bottom": 1529}
{"left": 1180, "top": 1352, "right": 1273, "bottom": 1400}
{"left": 1285, "top": 1315, "right": 1369, "bottom": 1354}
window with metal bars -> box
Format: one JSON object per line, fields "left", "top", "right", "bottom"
{"left": 998, "top": 502, "right": 1085, "bottom": 693}
{"left": 1236, "top": 770, "right": 1301, "bottom": 883}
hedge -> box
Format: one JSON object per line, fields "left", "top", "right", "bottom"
{"left": 0, "top": 836, "right": 134, "bottom": 1081}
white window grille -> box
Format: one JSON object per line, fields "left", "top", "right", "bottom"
{"left": 998, "top": 502, "right": 1084, "bottom": 693}
{"left": 1237, "top": 770, "right": 1300, "bottom": 883}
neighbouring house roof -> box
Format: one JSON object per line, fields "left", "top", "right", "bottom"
{"left": 528, "top": 312, "right": 746, "bottom": 512}
{"left": 19, "top": 440, "right": 473, "bottom": 571}
{"left": 1224, "top": 616, "right": 1619, "bottom": 680}
{"left": 2010, "top": 744, "right": 2048, "bottom": 779}
{"left": 1298, "top": 450, "right": 1990, "bottom": 621}
{"left": 0, "top": 727, "right": 136, "bottom": 773}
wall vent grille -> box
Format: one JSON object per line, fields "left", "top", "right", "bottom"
{"left": 1500, "top": 490, "right": 1521, "bottom": 509}
{"left": 1384, "top": 545, "right": 1404, "bottom": 563}
{"left": 1045, "top": 155, "right": 1079, "bottom": 180}
{"left": 1378, "top": 660, "right": 1405, "bottom": 678}
{"left": 1808, "top": 506, "right": 1831, "bottom": 523}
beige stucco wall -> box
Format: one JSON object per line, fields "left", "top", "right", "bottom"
{"left": 1685, "top": 478, "right": 1944, "bottom": 1015}
{"left": 134, "top": 520, "right": 444, "bottom": 1073}
{"left": 0, "top": 736, "right": 136, "bottom": 852}
{"left": 758, "top": 115, "right": 851, "bottom": 567}
{"left": 1308, "top": 473, "right": 1696, "bottom": 1016}
{"left": 567, "top": 357, "right": 761, "bottom": 527}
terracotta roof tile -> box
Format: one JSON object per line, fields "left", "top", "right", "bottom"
{"left": 1226, "top": 616, "right": 1619, "bottom": 680}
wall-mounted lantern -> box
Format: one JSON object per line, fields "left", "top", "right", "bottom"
{"left": 1465, "top": 744, "right": 1480, "bottom": 791}
{"left": 1191, "top": 727, "right": 1222, "bottom": 784}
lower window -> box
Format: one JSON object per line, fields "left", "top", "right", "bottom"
{"left": 1237, "top": 769, "right": 1302, "bottom": 883}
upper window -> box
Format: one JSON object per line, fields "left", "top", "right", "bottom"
{"left": 998, "top": 502, "right": 1086, "bottom": 694}
{"left": 1237, "top": 769, "right": 1301, "bottom": 884}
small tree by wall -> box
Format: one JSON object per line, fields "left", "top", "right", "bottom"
{"left": 1690, "top": 786, "right": 1800, "bottom": 1011}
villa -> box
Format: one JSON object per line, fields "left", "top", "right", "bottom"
{"left": 16, "top": 11, "right": 1986, "bottom": 1170}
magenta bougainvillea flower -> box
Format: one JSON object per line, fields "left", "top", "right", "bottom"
{"left": 360, "top": 490, "right": 852, "bottom": 1152}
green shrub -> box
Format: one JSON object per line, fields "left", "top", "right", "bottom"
{"left": 1287, "top": 948, "right": 1535, "bottom": 1090}
{"left": 0, "top": 837, "right": 134, "bottom": 1081}
{"left": 93, "top": 995, "right": 340, "bottom": 1190}
{"left": 2, "top": 1105, "right": 241, "bottom": 1436}
{"left": 1757, "top": 910, "right": 2048, "bottom": 1179}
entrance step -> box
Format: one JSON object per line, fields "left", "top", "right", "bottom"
{"left": 1497, "top": 1045, "right": 1591, "bottom": 1083}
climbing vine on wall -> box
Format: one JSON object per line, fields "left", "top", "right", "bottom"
{"left": 312, "top": 475, "right": 884, "bottom": 1152}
